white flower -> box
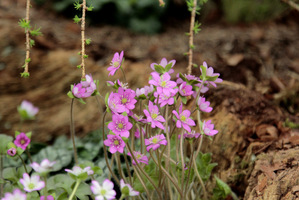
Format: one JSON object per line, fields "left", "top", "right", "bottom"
{"left": 91, "top": 179, "right": 116, "bottom": 200}
{"left": 30, "top": 159, "right": 56, "bottom": 176}
{"left": 20, "top": 173, "right": 45, "bottom": 192}
{"left": 2, "top": 189, "right": 27, "bottom": 200}
{"left": 120, "top": 179, "right": 139, "bottom": 197}
{"left": 65, "top": 166, "right": 94, "bottom": 176}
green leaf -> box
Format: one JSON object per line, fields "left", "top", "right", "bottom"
{"left": 154, "top": 64, "right": 165, "bottom": 74}
{"left": 206, "top": 75, "right": 219, "bottom": 82}
{"left": 85, "top": 38, "right": 91, "bottom": 45}
{"left": 67, "top": 91, "right": 75, "bottom": 99}
{"left": 0, "top": 134, "right": 13, "bottom": 154}
{"left": 181, "top": 96, "right": 187, "bottom": 104}
{"left": 74, "top": 1, "right": 82, "bottom": 10}
{"left": 164, "top": 63, "right": 173, "bottom": 72}
{"left": 73, "top": 15, "right": 81, "bottom": 24}
{"left": 200, "top": 65, "right": 207, "bottom": 79}
{"left": 77, "top": 98, "right": 86, "bottom": 104}
{"left": 20, "top": 72, "right": 30, "bottom": 78}
{"left": 196, "top": 152, "right": 218, "bottom": 182}
{"left": 29, "top": 39, "right": 35, "bottom": 47}
{"left": 47, "top": 174, "right": 75, "bottom": 195}
{"left": 179, "top": 73, "right": 187, "bottom": 82}
{"left": 212, "top": 176, "right": 232, "bottom": 200}
{"left": 18, "top": 19, "right": 31, "bottom": 30}
{"left": 76, "top": 182, "right": 92, "bottom": 200}
{"left": 2, "top": 167, "right": 18, "bottom": 182}
{"left": 30, "top": 27, "right": 42, "bottom": 36}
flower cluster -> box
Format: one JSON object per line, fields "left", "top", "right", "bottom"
{"left": 72, "top": 74, "right": 97, "bottom": 98}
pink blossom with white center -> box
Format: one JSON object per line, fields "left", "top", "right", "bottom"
{"left": 20, "top": 173, "right": 45, "bottom": 192}
{"left": 104, "top": 135, "right": 126, "bottom": 154}
{"left": 117, "top": 87, "right": 137, "bottom": 113}
{"left": 108, "top": 114, "right": 132, "bottom": 138}
{"left": 7, "top": 147, "right": 17, "bottom": 156}
{"left": 178, "top": 82, "right": 194, "bottom": 97}
{"left": 107, "top": 51, "right": 124, "bottom": 76}
{"left": 200, "top": 62, "right": 223, "bottom": 87}
{"left": 18, "top": 100, "right": 39, "bottom": 120}
{"left": 14, "top": 132, "right": 30, "bottom": 150}
{"left": 2, "top": 189, "right": 26, "bottom": 200}
{"left": 153, "top": 89, "right": 177, "bottom": 107}
{"left": 30, "top": 159, "right": 56, "bottom": 176}
{"left": 91, "top": 179, "right": 116, "bottom": 200}
{"left": 202, "top": 120, "right": 218, "bottom": 136}
{"left": 65, "top": 166, "right": 94, "bottom": 177}
{"left": 172, "top": 103, "right": 196, "bottom": 132}
{"left": 149, "top": 72, "right": 177, "bottom": 96}
{"left": 136, "top": 85, "right": 154, "bottom": 98}
{"left": 143, "top": 101, "right": 165, "bottom": 130}
{"left": 178, "top": 130, "right": 201, "bottom": 139}
{"left": 120, "top": 179, "right": 140, "bottom": 197}
{"left": 108, "top": 92, "right": 126, "bottom": 114}
{"left": 150, "top": 58, "right": 176, "bottom": 74}
{"left": 145, "top": 134, "right": 167, "bottom": 152}
{"left": 127, "top": 151, "right": 148, "bottom": 165}
{"left": 197, "top": 97, "right": 213, "bottom": 113}
{"left": 72, "top": 74, "right": 97, "bottom": 98}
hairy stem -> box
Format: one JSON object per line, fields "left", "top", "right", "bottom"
{"left": 193, "top": 158, "right": 207, "bottom": 200}
{"left": 18, "top": 155, "right": 28, "bottom": 174}
{"left": 0, "top": 155, "right": 3, "bottom": 198}
{"left": 70, "top": 99, "right": 78, "bottom": 165}
{"left": 187, "top": 0, "right": 197, "bottom": 75}
{"left": 24, "top": 0, "right": 30, "bottom": 75}
{"left": 81, "top": 0, "right": 86, "bottom": 79}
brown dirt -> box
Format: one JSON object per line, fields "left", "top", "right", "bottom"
{"left": 0, "top": 2, "right": 298, "bottom": 199}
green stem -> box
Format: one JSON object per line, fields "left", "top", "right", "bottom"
{"left": 68, "top": 179, "right": 81, "bottom": 200}
{"left": 193, "top": 159, "right": 207, "bottom": 200}
{"left": 132, "top": 165, "right": 151, "bottom": 200}
{"left": 184, "top": 141, "right": 194, "bottom": 193}
{"left": 43, "top": 176, "right": 48, "bottom": 198}
{"left": 116, "top": 153, "right": 126, "bottom": 182}
{"left": 179, "top": 129, "right": 185, "bottom": 197}
{"left": 26, "top": 149, "right": 33, "bottom": 163}
{"left": 70, "top": 99, "right": 78, "bottom": 165}
{"left": 123, "top": 150, "right": 132, "bottom": 185}
{"left": 18, "top": 155, "right": 28, "bottom": 174}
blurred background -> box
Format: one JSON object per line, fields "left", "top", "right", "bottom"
{"left": 0, "top": 0, "right": 299, "bottom": 198}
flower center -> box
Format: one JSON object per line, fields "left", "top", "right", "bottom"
{"left": 100, "top": 189, "right": 107, "bottom": 195}
{"left": 152, "top": 138, "right": 158, "bottom": 144}
{"left": 136, "top": 154, "right": 141, "bottom": 159}
{"left": 151, "top": 113, "right": 158, "bottom": 119}
{"left": 161, "top": 81, "right": 167, "bottom": 87}
{"left": 180, "top": 116, "right": 187, "bottom": 122}
{"left": 20, "top": 139, "right": 26, "bottom": 145}
{"left": 113, "top": 61, "right": 120, "bottom": 68}
{"left": 114, "top": 140, "right": 119, "bottom": 145}
{"left": 117, "top": 123, "right": 124, "bottom": 129}
{"left": 28, "top": 183, "right": 35, "bottom": 189}
{"left": 121, "top": 98, "right": 127, "bottom": 104}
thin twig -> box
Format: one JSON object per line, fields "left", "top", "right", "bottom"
{"left": 282, "top": 0, "right": 299, "bottom": 11}
{"left": 81, "top": 0, "right": 86, "bottom": 79}
{"left": 70, "top": 99, "right": 78, "bottom": 165}
{"left": 187, "top": 0, "right": 197, "bottom": 75}
{"left": 24, "top": 0, "right": 30, "bottom": 75}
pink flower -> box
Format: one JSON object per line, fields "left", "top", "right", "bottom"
{"left": 108, "top": 92, "right": 126, "bottom": 114}
{"left": 91, "top": 179, "right": 116, "bottom": 200}
{"left": 18, "top": 100, "right": 39, "bottom": 120}
{"left": 149, "top": 72, "right": 177, "bottom": 96}
{"left": 65, "top": 166, "right": 94, "bottom": 177}
{"left": 117, "top": 88, "right": 137, "bottom": 113}
{"left": 104, "top": 135, "right": 126, "bottom": 154}
{"left": 127, "top": 151, "right": 148, "bottom": 165}
{"left": 2, "top": 189, "right": 26, "bottom": 200}
{"left": 154, "top": 90, "right": 177, "bottom": 107}
{"left": 14, "top": 132, "right": 30, "bottom": 150}
{"left": 172, "top": 103, "right": 195, "bottom": 132}
{"left": 143, "top": 101, "right": 165, "bottom": 130}
{"left": 20, "top": 173, "right": 45, "bottom": 192}
{"left": 136, "top": 85, "right": 154, "bottom": 98}
{"left": 145, "top": 134, "right": 167, "bottom": 151}
{"left": 150, "top": 58, "right": 176, "bottom": 74}
{"left": 7, "top": 147, "right": 17, "bottom": 156}
{"left": 108, "top": 114, "right": 132, "bottom": 138}
{"left": 107, "top": 51, "right": 124, "bottom": 76}
{"left": 197, "top": 97, "right": 213, "bottom": 113}
{"left": 72, "top": 74, "right": 97, "bottom": 98}
{"left": 202, "top": 120, "right": 218, "bottom": 136}
{"left": 178, "top": 130, "right": 201, "bottom": 139}
{"left": 201, "top": 62, "right": 222, "bottom": 87}
{"left": 40, "top": 195, "right": 55, "bottom": 200}
{"left": 178, "top": 82, "right": 194, "bottom": 97}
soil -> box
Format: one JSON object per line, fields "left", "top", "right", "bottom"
{"left": 0, "top": 1, "right": 298, "bottom": 199}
